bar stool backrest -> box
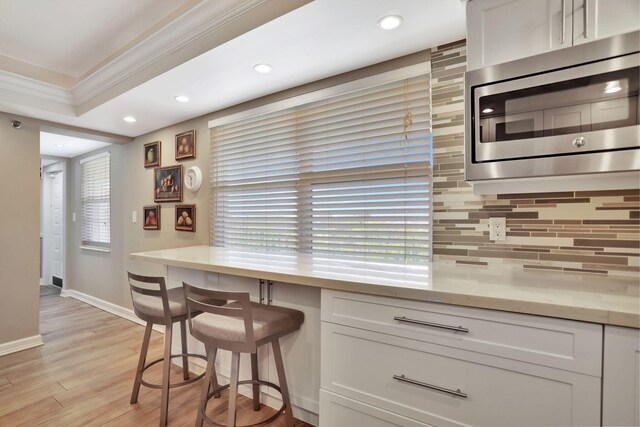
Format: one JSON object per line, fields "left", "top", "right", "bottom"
{"left": 128, "top": 272, "right": 173, "bottom": 325}
{"left": 183, "top": 283, "right": 257, "bottom": 353}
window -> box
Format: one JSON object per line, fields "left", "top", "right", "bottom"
{"left": 80, "top": 152, "right": 110, "bottom": 249}
{"left": 211, "top": 72, "right": 431, "bottom": 264}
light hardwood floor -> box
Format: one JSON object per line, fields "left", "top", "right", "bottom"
{"left": 0, "top": 292, "right": 313, "bottom": 426}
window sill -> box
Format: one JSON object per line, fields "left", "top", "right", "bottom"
{"left": 80, "top": 245, "right": 111, "bottom": 253}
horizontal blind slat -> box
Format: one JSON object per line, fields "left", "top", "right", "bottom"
{"left": 211, "top": 73, "right": 431, "bottom": 263}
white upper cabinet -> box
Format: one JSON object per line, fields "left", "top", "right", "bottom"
{"left": 573, "top": 0, "right": 640, "bottom": 45}
{"left": 467, "top": 0, "right": 572, "bottom": 70}
{"left": 467, "top": 0, "right": 640, "bottom": 70}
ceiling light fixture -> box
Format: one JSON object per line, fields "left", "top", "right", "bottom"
{"left": 604, "top": 80, "right": 622, "bottom": 94}
{"left": 482, "top": 108, "right": 494, "bottom": 114}
{"left": 56, "top": 144, "right": 64, "bottom": 148}
{"left": 123, "top": 116, "right": 137, "bottom": 123}
{"left": 253, "top": 64, "right": 273, "bottom": 74}
{"left": 175, "top": 95, "right": 190, "bottom": 103}
{"left": 377, "top": 15, "right": 403, "bottom": 30}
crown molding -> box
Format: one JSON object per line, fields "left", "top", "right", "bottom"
{"left": 72, "top": 0, "right": 311, "bottom": 114}
{"left": 0, "top": 70, "right": 75, "bottom": 115}
{"left": 0, "top": 0, "right": 311, "bottom": 119}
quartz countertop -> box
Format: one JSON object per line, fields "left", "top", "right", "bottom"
{"left": 130, "top": 245, "right": 640, "bottom": 328}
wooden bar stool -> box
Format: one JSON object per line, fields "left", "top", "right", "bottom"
{"left": 183, "top": 283, "right": 304, "bottom": 427}
{"left": 128, "top": 272, "right": 218, "bottom": 427}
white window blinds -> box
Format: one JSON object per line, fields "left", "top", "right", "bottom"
{"left": 211, "top": 73, "right": 431, "bottom": 264}
{"left": 80, "top": 152, "right": 110, "bottom": 249}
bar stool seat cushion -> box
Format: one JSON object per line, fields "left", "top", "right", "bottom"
{"left": 134, "top": 287, "right": 188, "bottom": 319}
{"left": 192, "top": 301, "right": 304, "bottom": 343}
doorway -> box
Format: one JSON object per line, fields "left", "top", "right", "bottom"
{"left": 41, "top": 159, "right": 66, "bottom": 293}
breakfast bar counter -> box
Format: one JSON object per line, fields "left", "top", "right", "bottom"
{"left": 130, "top": 245, "right": 639, "bottom": 328}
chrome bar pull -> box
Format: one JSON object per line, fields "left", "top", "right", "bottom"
{"left": 583, "top": 0, "right": 588, "bottom": 38}
{"left": 561, "top": 0, "right": 566, "bottom": 44}
{"left": 259, "top": 279, "right": 265, "bottom": 304}
{"left": 393, "top": 374, "right": 468, "bottom": 399}
{"left": 394, "top": 315, "right": 469, "bottom": 333}
{"left": 267, "top": 280, "right": 274, "bottom": 305}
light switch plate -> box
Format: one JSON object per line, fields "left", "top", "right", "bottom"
{"left": 490, "top": 217, "right": 506, "bottom": 241}
{"left": 132, "top": 210, "right": 137, "bottom": 223}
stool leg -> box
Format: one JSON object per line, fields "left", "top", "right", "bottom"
{"left": 196, "top": 345, "right": 217, "bottom": 427}
{"left": 250, "top": 352, "right": 260, "bottom": 411}
{"left": 227, "top": 351, "right": 241, "bottom": 427}
{"left": 210, "top": 347, "right": 221, "bottom": 399}
{"left": 159, "top": 324, "right": 173, "bottom": 427}
{"left": 180, "top": 319, "right": 189, "bottom": 381}
{"left": 131, "top": 322, "right": 153, "bottom": 404}
{"left": 272, "top": 339, "right": 295, "bottom": 427}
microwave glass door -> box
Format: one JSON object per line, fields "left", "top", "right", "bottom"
{"left": 473, "top": 54, "right": 639, "bottom": 162}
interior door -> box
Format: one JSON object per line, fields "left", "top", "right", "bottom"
{"left": 50, "top": 172, "right": 64, "bottom": 286}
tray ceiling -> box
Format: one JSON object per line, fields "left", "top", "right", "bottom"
{"left": 0, "top": 0, "right": 466, "bottom": 138}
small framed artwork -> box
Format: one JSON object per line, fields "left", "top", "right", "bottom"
{"left": 143, "top": 205, "right": 160, "bottom": 230}
{"left": 175, "top": 130, "right": 196, "bottom": 161}
{"left": 175, "top": 204, "right": 195, "bottom": 232}
{"left": 154, "top": 165, "right": 183, "bottom": 203}
{"left": 143, "top": 141, "right": 161, "bottom": 168}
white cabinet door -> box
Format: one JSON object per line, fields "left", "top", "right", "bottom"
{"left": 466, "top": 0, "right": 572, "bottom": 70}
{"left": 573, "top": 0, "right": 640, "bottom": 45}
{"left": 602, "top": 325, "right": 640, "bottom": 427}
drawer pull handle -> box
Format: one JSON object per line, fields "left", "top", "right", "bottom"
{"left": 393, "top": 316, "right": 469, "bottom": 333}
{"left": 393, "top": 374, "right": 468, "bottom": 399}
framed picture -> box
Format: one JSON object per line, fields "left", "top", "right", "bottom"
{"left": 143, "top": 205, "right": 160, "bottom": 230}
{"left": 175, "top": 130, "right": 196, "bottom": 160}
{"left": 154, "top": 165, "right": 183, "bottom": 202}
{"left": 175, "top": 204, "right": 195, "bottom": 232}
{"left": 143, "top": 141, "right": 161, "bottom": 168}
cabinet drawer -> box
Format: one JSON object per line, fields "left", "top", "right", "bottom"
{"left": 320, "top": 390, "right": 431, "bottom": 427}
{"left": 321, "top": 290, "right": 602, "bottom": 376}
{"left": 321, "top": 322, "right": 601, "bottom": 427}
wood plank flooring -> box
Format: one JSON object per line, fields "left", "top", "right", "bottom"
{"left": 0, "top": 293, "right": 313, "bottom": 426}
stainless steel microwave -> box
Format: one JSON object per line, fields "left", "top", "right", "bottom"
{"left": 465, "top": 31, "right": 640, "bottom": 181}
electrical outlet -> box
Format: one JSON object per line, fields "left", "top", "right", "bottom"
{"left": 490, "top": 217, "right": 506, "bottom": 241}
{"left": 72, "top": 212, "right": 76, "bottom": 222}
{"left": 132, "top": 210, "right": 137, "bottom": 223}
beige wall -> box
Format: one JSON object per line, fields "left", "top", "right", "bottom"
{"left": 0, "top": 113, "right": 41, "bottom": 344}
{"left": 68, "top": 50, "right": 432, "bottom": 309}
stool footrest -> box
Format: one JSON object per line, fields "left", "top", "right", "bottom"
{"left": 139, "top": 353, "right": 207, "bottom": 390}
{"left": 201, "top": 379, "right": 287, "bottom": 427}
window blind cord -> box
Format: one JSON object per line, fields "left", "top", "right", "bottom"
{"left": 402, "top": 79, "right": 413, "bottom": 266}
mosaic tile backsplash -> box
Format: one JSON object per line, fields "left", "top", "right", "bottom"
{"left": 430, "top": 40, "right": 640, "bottom": 276}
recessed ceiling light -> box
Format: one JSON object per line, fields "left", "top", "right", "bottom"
{"left": 377, "top": 15, "right": 403, "bottom": 30}
{"left": 175, "top": 95, "right": 190, "bottom": 103}
{"left": 253, "top": 64, "right": 273, "bottom": 74}
{"left": 56, "top": 144, "right": 64, "bottom": 148}
{"left": 482, "top": 108, "right": 494, "bottom": 114}
{"left": 604, "top": 80, "right": 622, "bottom": 94}
{"left": 123, "top": 116, "right": 137, "bottom": 123}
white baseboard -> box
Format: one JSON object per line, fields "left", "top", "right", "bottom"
{"left": 0, "top": 334, "right": 44, "bottom": 357}
{"left": 62, "top": 289, "right": 163, "bottom": 333}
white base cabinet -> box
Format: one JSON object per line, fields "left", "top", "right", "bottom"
{"left": 603, "top": 325, "right": 640, "bottom": 426}
{"left": 320, "top": 289, "right": 602, "bottom": 427}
